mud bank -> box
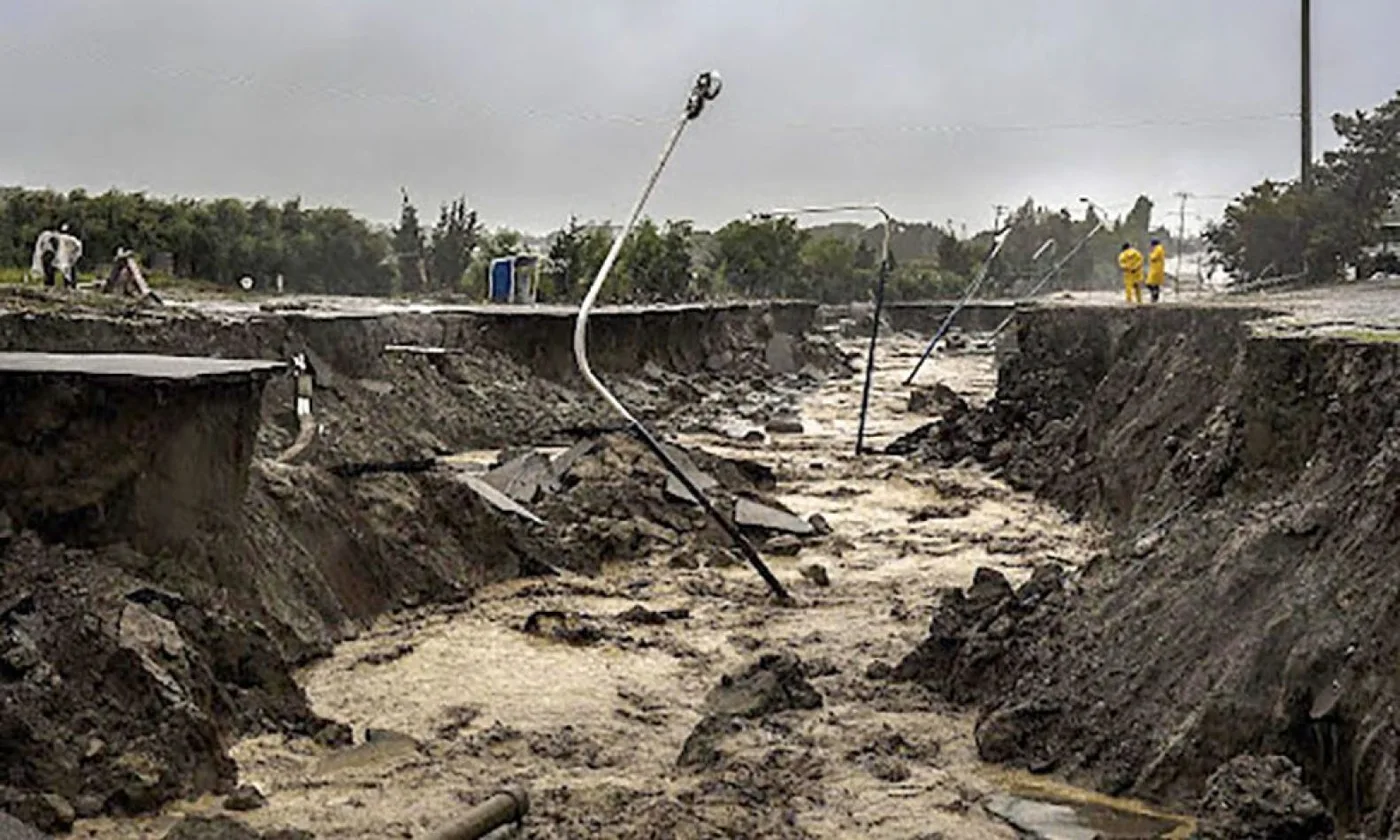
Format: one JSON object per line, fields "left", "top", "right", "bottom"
{"left": 898, "top": 302, "right": 1400, "bottom": 835}
{"left": 0, "top": 293, "right": 844, "bottom": 831}
{"left": 0, "top": 355, "right": 280, "bottom": 553}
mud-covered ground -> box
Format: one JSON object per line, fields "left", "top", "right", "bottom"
{"left": 891, "top": 299, "right": 1400, "bottom": 838}
{"left": 70, "top": 335, "right": 1097, "bottom": 839}
{"left": 0, "top": 291, "right": 854, "bottom": 835}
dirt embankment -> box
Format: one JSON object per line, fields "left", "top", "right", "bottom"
{"left": 896, "top": 303, "right": 1400, "bottom": 835}
{"left": 0, "top": 295, "right": 847, "bottom": 833}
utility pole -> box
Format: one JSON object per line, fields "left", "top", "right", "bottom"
{"left": 1301, "top": 0, "right": 1312, "bottom": 188}
{"left": 992, "top": 204, "right": 1007, "bottom": 232}
{"left": 1173, "top": 191, "right": 1191, "bottom": 295}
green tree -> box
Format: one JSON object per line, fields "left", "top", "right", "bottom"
{"left": 428, "top": 196, "right": 480, "bottom": 290}
{"left": 620, "top": 219, "right": 694, "bottom": 302}
{"left": 799, "top": 235, "right": 861, "bottom": 303}
{"left": 545, "top": 217, "right": 614, "bottom": 302}
{"left": 393, "top": 189, "right": 426, "bottom": 293}
{"left": 710, "top": 217, "right": 807, "bottom": 298}
{"left": 1208, "top": 89, "right": 1400, "bottom": 283}
{"left": 936, "top": 229, "right": 976, "bottom": 279}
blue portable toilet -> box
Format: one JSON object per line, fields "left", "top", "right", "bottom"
{"left": 489, "top": 258, "right": 514, "bottom": 302}
{"left": 487, "top": 255, "right": 541, "bottom": 304}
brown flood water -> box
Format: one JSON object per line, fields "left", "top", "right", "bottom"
{"left": 75, "top": 335, "right": 1186, "bottom": 839}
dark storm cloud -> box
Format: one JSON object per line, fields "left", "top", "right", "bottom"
{"left": 1, "top": 0, "right": 1397, "bottom": 233}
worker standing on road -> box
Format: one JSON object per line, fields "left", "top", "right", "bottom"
{"left": 1145, "top": 238, "right": 1167, "bottom": 303}
{"left": 1118, "top": 242, "right": 1144, "bottom": 304}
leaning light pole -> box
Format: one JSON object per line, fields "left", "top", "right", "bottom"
{"left": 904, "top": 224, "right": 1012, "bottom": 385}
{"left": 573, "top": 71, "right": 792, "bottom": 604}
{"left": 752, "top": 204, "right": 893, "bottom": 456}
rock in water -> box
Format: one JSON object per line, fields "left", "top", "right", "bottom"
{"left": 677, "top": 653, "right": 824, "bottom": 770}
{"left": 907, "top": 383, "right": 964, "bottom": 416}
{"left": 222, "top": 785, "right": 267, "bottom": 812}
{"left": 704, "top": 652, "right": 823, "bottom": 719}
{"left": 162, "top": 816, "right": 260, "bottom": 840}
{"left": 764, "top": 417, "right": 804, "bottom": 435}
{"left": 800, "top": 564, "right": 831, "bottom": 587}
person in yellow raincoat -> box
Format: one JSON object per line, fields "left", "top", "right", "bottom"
{"left": 1145, "top": 238, "right": 1167, "bottom": 303}
{"left": 1118, "top": 242, "right": 1144, "bottom": 304}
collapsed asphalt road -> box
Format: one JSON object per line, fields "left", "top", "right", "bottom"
{"left": 72, "top": 335, "right": 1101, "bottom": 839}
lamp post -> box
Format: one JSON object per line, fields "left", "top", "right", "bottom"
{"left": 752, "top": 204, "right": 893, "bottom": 456}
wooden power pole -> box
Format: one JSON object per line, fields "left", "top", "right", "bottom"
{"left": 1301, "top": 0, "right": 1313, "bottom": 188}
{"left": 1174, "top": 191, "right": 1191, "bottom": 294}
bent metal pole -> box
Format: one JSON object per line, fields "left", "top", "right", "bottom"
{"left": 753, "top": 204, "right": 892, "bottom": 456}
{"left": 904, "top": 226, "right": 1010, "bottom": 385}
{"left": 572, "top": 72, "right": 793, "bottom": 605}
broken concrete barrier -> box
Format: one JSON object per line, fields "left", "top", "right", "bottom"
{"left": 734, "top": 498, "right": 815, "bottom": 536}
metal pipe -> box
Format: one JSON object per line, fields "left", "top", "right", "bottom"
{"left": 426, "top": 788, "right": 529, "bottom": 840}
{"left": 571, "top": 72, "right": 792, "bottom": 605}
{"left": 904, "top": 227, "right": 1010, "bottom": 385}
{"left": 752, "top": 204, "right": 892, "bottom": 455}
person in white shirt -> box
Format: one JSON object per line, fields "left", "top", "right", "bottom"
{"left": 30, "top": 226, "right": 83, "bottom": 288}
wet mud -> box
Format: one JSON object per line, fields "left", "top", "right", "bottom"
{"left": 69, "top": 334, "right": 1097, "bottom": 839}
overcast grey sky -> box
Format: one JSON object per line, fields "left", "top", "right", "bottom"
{"left": 2, "top": 0, "right": 1397, "bottom": 234}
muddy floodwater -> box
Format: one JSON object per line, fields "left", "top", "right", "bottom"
{"left": 76, "top": 336, "right": 1184, "bottom": 838}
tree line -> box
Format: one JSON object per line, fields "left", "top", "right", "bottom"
{"left": 1206, "top": 88, "right": 1400, "bottom": 284}
{"left": 0, "top": 188, "right": 394, "bottom": 294}
{"left": 1, "top": 180, "right": 1193, "bottom": 303}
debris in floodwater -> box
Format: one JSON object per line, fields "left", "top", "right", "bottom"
{"left": 910, "top": 500, "right": 974, "bottom": 521}
{"left": 800, "top": 564, "right": 831, "bottom": 587}
{"left": 765, "top": 416, "right": 804, "bottom": 435}
{"left": 704, "top": 652, "right": 824, "bottom": 719}
{"left": 678, "top": 652, "right": 824, "bottom": 770}
{"left": 734, "top": 498, "right": 815, "bottom": 536}
{"left": 484, "top": 451, "right": 559, "bottom": 503}
{"left": 433, "top": 705, "right": 482, "bottom": 741}
{"left": 661, "top": 449, "right": 720, "bottom": 504}
{"left": 353, "top": 642, "right": 414, "bottom": 668}
{"left": 522, "top": 609, "right": 603, "bottom": 646}
{"left": 222, "top": 785, "right": 267, "bottom": 812}
{"left": 454, "top": 474, "right": 545, "bottom": 525}
{"left": 764, "top": 536, "right": 804, "bottom": 557}
{"left": 615, "top": 604, "right": 691, "bottom": 625}
{"left": 984, "top": 793, "right": 1186, "bottom": 840}
{"left": 907, "top": 382, "right": 964, "bottom": 416}
{"left": 161, "top": 815, "right": 262, "bottom": 840}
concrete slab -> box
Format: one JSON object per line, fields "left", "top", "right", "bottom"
{"left": 660, "top": 443, "right": 719, "bottom": 505}
{"left": 484, "top": 451, "right": 559, "bottom": 504}
{"left": 455, "top": 474, "right": 545, "bottom": 525}
{"left": 0, "top": 353, "right": 284, "bottom": 381}
{"left": 734, "top": 498, "right": 816, "bottom": 536}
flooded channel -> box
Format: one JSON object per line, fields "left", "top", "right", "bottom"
{"left": 75, "top": 334, "right": 1162, "bottom": 839}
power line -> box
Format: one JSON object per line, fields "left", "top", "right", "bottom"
{"left": 126, "top": 60, "right": 1306, "bottom": 137}
{"left": 789, "top": 112, "right": 1299, "bottom": 136}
